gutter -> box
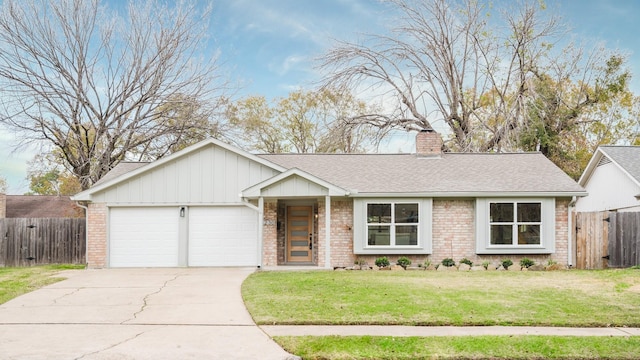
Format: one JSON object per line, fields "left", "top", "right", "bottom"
{"left": 567, "top": 196, "right": 577, "bottom": 267}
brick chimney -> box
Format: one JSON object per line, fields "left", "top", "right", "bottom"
{"left": 0, "top": 193, "right": 5, "bottom": 218}
{"left": 416, "top": 129, "right": 443, "bottom": 157}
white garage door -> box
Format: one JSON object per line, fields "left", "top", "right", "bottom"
{"left": 188, "top": 206, "right": 258, "bottom": 266}
{"left": 110, "top": 207, "right": 179, "bottom": 267}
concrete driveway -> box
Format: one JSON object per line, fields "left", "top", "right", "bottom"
{"left": 0, "top": 268, "right": 297, "bottom": 360}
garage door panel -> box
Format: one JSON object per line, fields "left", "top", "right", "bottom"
{"left": 110, "top": 207, "right": 179, "bottom": 267}
{"left": 188, "top": 207, "right": 258, "bottom": 266}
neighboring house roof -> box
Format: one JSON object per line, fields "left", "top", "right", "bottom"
{"left": 579, "top": 146, "right": 640, "bottom": 188}
{"left": 5, "top": 195, "right": 84, "bottom": 218}
{"left": 259, "top": 152, "right": 585, "bottom": 196}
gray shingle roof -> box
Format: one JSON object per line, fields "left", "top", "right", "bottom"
{"left": 600, "top": 146, "right": 640, "bottom": 183}
{"left": 258, "top": 152, "right": 585, "bottom": 195}
{"left": 5, "top": 195, "right": 84, "bottom": 218}
{"left": 94, "top": 162, "right": 149, "bottom": 186}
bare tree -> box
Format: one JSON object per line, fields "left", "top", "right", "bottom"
{"left": 227, "top": 89, "right": 382, "bottom": 154}
{"left": 317, "top": 0, "right": 600, "bottom": 153}
{"left": 0, "top": 0, "right": 225, "bottom": 189}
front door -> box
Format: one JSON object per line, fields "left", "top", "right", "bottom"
{"left": 287, "top": 206, "right": 313, "bottom": 263}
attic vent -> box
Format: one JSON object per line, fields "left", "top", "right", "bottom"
{"left": 597, "top": 156, "right": 611, "bottom": 167}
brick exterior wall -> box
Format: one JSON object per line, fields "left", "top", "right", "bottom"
{"left": 87, "top": 203, "right": 107, "bottom": 268}
{"left": 328, "top": 198, "right": 572, "bottom": 269}
{"left": 328, "top": 199, "right": 354, "bottom": 268}
{"left": 432, "top": 199, "right": 476, "bottom": 263}
{"left": 262, "top": 200, "right": 278, "bottom": 266}
{"left": 315, "top": 198, "right": 355, "bottom": 267}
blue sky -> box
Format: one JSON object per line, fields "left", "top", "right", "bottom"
{"left": 1, "top": 0, "right": 639, "bottom": 194}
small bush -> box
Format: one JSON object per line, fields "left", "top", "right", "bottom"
{"left": 460, "top": 258, "right": 473, "bottom": 267}
{"left": 520, "top": 258, "right": 535, "bottom": 268}
{"left": 396, "top": 256, "right": 412, "bottom": 269}
{"left": 375, "top": 256, "right": 390, "bottom": 268}
{"left": 423, "top": 260, "right": 432, "bottom": 268}
{"left": 501, "top": 259, "right": 513, "bottom": 269}
{"left": 482, "top": 260, "right": 490, "bottom": 270}
{"left": 354, "top": 258, "right": 366, "bottom": 266}
{"left": 547, "top": 259, "right": 558, "bottom": 266}
{"left": 441, "top": 258, "right": 455, "bottom": 267}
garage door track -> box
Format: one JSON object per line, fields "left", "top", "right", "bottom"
{"left": 0, "top": 268, "right": 297, "bottom": 360}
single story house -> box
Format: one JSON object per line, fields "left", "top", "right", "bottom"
{"left": 576, "top": 146, "right": 640, "bottom": 212}
{"left": 72, "top": 131, "right": 586, "bottom": 268}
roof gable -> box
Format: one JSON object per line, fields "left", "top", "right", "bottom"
{"left": 242, "top": 168, "right": 349, "bottom": 198}
{"left": 579, "top": 146, "right": 640, "bottom": 188}
{"left": 73, "top": 138, "right": 286, "bottom": 202}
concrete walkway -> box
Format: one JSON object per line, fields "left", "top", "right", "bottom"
{"left": 262, "top": 325, "right": 640, "bottom": 337}
{"left": 0, "top": 268, "right": 298, "bottom": 360}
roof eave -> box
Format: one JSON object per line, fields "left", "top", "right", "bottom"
{"left": 348, "top": 191, "right": 587, "bottom": 198}
{"left": 578, "top": 148, "right": 604, "bottom": 187}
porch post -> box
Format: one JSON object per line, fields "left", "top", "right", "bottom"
{"left": 325, "top": 195, "right": 331, "bottom": 269}
{"left": 258, "top": 196, "right": 264, "bottom": 268}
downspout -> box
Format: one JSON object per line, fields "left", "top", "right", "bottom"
{"left": 567, "top": 196, "right": 577, "bottom": 268}
{"left": 75, "top": 201, "right": 89, "bottom": 267}
{"left": 325, "top": 195, "right": 331, "bottom": 269}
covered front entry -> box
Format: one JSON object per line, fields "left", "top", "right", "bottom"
{"left": 286, "top": 206, "right": 313, "bottom": 263}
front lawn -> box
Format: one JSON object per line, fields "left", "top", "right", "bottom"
{"left": 0, "top": 264, "right": 85, "bottom": 304}
{"left": 275, "top": 335, "right": 640, "bottom": 360}
{"left": 242, "top": 269, "right": 640, "bottom": 327}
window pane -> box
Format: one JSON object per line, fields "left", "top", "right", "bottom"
{"left": 395, "top": 203, "right": 419, "bottom": 223}
{"left": 518, "top": 203, "right": 541, "bottom": 222}
{"left": 367, "top": 204, "right": 391, "bottom": 223}
{"left": 490, "top": 225, "right": 513, "bottom": 245}
{"left": 396, "top": 225, "right": 418, "bottom": 245}
{"left": 517, "top": 225, "right": 541, "bottom": 245}
{"left": 367, "top": 226, "right": 390, "bottom": 245}
{"left": 490, "top": 203, "right": 513, "bottom": 222}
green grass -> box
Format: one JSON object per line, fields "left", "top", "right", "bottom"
{"left": 0, "top": 264, "right": 85, "bottom": 304}
{"left": 274, "top": 335, "right": 640, "bottom": 360}
{"left": 242, "top": 269, "right": 640, "bottom": 326}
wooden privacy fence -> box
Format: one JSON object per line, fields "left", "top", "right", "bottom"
{"left": 575, "top": 211, "right": 640, "bottom": 269}
{"left": 0, "top": 218, "right": 86, "bottom": 267}
{"left": 608, "top": 212, "right": 640, "bottom": 268}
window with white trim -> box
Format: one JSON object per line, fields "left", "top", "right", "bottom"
{"left": 489, "top": 202, "right": 541, "bottom": 246}
{"left": 476, "top": 198, "right": 555, "bottom": 255}
{"left": 367, "top": 203, "right": 419, "bottom": 247}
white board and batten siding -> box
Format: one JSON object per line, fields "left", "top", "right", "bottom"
{"left": 577, "top": 161, "right": 640, "bottom": 212}
{"left": 93, "top": 144, "right": 280, "bottom": 204}
{"left": 261, "top": 175, "right": 330, "bottom": 197}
